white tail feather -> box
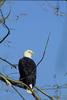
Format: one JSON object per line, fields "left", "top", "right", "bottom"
{"left": 26, "top": 84, "right": 32, "bottom": 94}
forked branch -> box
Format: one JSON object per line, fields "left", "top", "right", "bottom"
{"left": 0, "top": 9, "right": 10, "bottom": 44}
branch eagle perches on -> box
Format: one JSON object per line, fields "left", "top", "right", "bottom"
{"left": 0, "top": 73, "right": 41, "bottom": 100}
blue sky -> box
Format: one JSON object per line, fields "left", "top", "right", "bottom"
{"left": 0, "top": 1, "right": 67, "bottom": 100}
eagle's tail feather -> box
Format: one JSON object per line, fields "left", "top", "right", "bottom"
{"left": 26, "top": 84, "right": 32, "bottom": 94}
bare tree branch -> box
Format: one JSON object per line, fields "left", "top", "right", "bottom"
{"left": 0, "top": 73, "right": 41, "bottom": 100}
{"left": 0, "top": 9, "right": 10, "bottom": 44}
{"left": 37, "top": 32, "right": 50, "bottom": 66}
{"left": 35, "top": 86, "right": 54, "bottom": 100}
{"left": 0, "top": 57, "right": 17, "bottom": 69}
{"left": 0, "top": 9, "right": 11, "bottom": 24}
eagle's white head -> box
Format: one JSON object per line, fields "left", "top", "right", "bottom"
{"left": 24, "top": 50, "right": 34, "bottom": 58}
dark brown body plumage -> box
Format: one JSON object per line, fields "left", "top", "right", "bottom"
{"left": 18, "top": 57, "right": 36, "bottom": 89}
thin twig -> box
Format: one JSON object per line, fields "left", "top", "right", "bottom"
{"left": 0, "top": 9, "right": 10, "bottom": 43}
{"left": 31, "top": 33, "right": 50, "bottom": 75}
{"left": 12, "top": 85, "right": 25, "bottom": 100}
{"left": 35, "top": 86, "right": 54, "bottom": 100}
{"left": 0, "top": 57, "right": 17, "bottom": 69}
{"left": 37, "top": 32, "right": 50, "bottom": 66}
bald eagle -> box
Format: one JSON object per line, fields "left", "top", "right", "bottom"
{"left": 18, "top": 50, "right": 36, "bottom": 93}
